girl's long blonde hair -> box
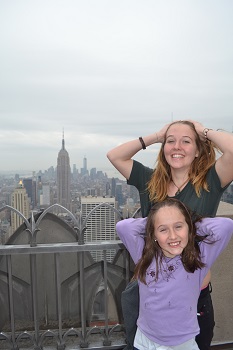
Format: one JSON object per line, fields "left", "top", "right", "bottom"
{"left": 147, "top": 121, "right": 218, "bottom": 202}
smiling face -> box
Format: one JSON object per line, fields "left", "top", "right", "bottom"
{"left": 163, "top": 123, "right": 199, "bottom": 171}
{"left": 153, "top": 205, "right": 189, "bottom": 258}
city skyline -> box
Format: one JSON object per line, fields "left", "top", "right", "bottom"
{"left": 0, "top": 151, "right": 123, "bottom": 180}
{"left": 1, "top": 0, "right": 233, "bottom": 174}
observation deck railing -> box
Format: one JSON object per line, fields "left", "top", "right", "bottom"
{"left": 0, "top": 203, "right": 129, "bottom": 350}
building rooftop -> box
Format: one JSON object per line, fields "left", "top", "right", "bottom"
{"left": 217, "top": 201, "right": 233, "bottom": 217}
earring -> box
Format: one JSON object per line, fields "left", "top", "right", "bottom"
{"left": 154, "top": 239, "right": 157, "bottom": 242}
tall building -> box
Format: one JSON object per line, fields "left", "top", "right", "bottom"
{"left": 111, "top": 178, "right": 116, "bottom": 197}
{"left": 23, "top": 177, "right": 37, "bottom": 209}
{"left": 115, "top": 182, "right": 124, "bottom": 206}
{"left": 90, "top": 167, "right": 96, "bottom": 180}
{"left": 11, "top": 180, "right": 30, "bottom": 233}
{"left": 81, "top": 155, "right": 88, "bottom": 176}
{"left": 83, "top": 155, "right": 87, "bottom": 173}
{"left": 81, "top": 196, "right": 117, "bottom": 262}
{"left": 39, "top": 184, "right": 50, "bottom": 207}
{"left": 57, "top": 132, "right": 71, "bottom": 210}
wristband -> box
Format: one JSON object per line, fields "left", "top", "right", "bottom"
{"left": 139, "top": 137, "right": 146, "bottom": 150}
{"left": 203, "top": 128, "right": 213, "bottom": 141}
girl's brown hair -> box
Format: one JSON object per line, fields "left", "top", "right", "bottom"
{"left": 134, "top": 198, "right": 205, "bottom": 284}
{"left": 147, "top": 120, "right": 218, "bottom": 202}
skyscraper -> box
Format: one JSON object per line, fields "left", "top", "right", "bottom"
{"left": 11, "top": 180, "right": 30, "bottom": 233}
{"left": 81, "top": 196, "right": 117, "bottom": 262}
{"left": 23, "top": 177, "right": 37, "bottom": 209}
{"left": 81, "top": 155, "right": 88, "bottom": 176}
{"left": 83, "top": 155, "right": 87, "bottom": 173}
{"left": 57, "top": 132, "right": 71, "bottom": 210}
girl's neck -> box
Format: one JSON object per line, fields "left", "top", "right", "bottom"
{"left": 169, "top": 170, "right": 189, "bottom": 196}
{"left": 170, "top": 169, "right": 189, "bottom": 185}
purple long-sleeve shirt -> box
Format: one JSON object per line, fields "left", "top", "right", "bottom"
{"left": 116, "top": 217, "right": 233, "bottom": 346}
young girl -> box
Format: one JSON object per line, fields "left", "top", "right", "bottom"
{"left": 116, "top": 198, "right": 233, "bottom": 350}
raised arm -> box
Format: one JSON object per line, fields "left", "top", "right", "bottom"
{"left": 196, "top": 217, "right": 233, "bottom": 265}
{"left": 192, "top": 121, "right": 233, "bottom": 187}
{"left": 106, "top": 124, "right": 169, "bottom": 180}
{"left": 116, "top": 218, "right": 147, "bottom": 263}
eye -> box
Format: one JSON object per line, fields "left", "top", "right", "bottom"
{"left": 175, "top": 224, "right": 183, "bottom": 230}
{"left": 166, "top": 139, "right": 174, "bottom": 144}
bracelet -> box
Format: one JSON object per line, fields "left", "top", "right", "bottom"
{"left": 139, "top": 137, "right": 146, "bottom": 150}
{"left": 203, "top": 128, "right": 213, "bottom": 141}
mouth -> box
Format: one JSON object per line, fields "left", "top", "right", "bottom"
{"left": 171, "top": 154, "right": 184, "bottom": 159}
{"left": 169, "top": 241, "right": 181, "bottom": 247}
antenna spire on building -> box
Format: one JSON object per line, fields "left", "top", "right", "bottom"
{"left": 62, "top": 128, "right": 65, "bottom": 150}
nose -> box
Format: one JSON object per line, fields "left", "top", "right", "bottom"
{"left": 173, "top": 141, "right": 181, "bottom": 149}
{"left": 169, "top": 229, "right": 177, "bottom": 240}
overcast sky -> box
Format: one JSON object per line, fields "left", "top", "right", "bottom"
{"left": 0, "top": 0, "right": 233, "bottom": 178}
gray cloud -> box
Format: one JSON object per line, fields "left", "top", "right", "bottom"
{"left": 0, "top": 0, "right": 233, "bottom": 175}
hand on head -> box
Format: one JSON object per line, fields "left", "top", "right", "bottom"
{"left": 156, "top": 122, "right": 172, "bottom": 143}
{"left": 186, "top": 120, "right": 207, "bottom": 141}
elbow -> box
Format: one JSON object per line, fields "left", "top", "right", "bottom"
{"left": 226, "top": 218, "right": 233, "bottom": 233}
{"left": 106, "top": 150, "right": 111, "bottom": 160}
{"left": 116, "top": 218, "right": 132, "bottom": 235}
{"left": 116, "top": 220, "right": 125, "bottom": 238}
{"left": 116, "top": 220, "right": 125, "bottom": 231}
{"left": 106, "top": 150, "right": 118, "bottom": 166}
{"left": 215, "top": 217, "right": 233, "bottom": 236}
{"left": 106, "top": 150, "right": 114, "bottom": 162}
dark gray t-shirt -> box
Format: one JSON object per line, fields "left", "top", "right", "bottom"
{"left": 127, "top": 160, "right": 229, "bottom": 218}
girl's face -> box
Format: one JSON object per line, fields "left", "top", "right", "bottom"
{"left": 153, "top": 206, "right": 189, "bottom": 258}
{"left": 163, "top": 123, "right": 199, "bottom": 171}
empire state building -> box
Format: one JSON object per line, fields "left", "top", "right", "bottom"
{"left": 57, "top": 133, "right": 71, "bottom": 210}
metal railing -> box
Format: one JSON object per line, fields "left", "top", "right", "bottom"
{"left": 0, "top": 204, "right": 129, "bottom": 350}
